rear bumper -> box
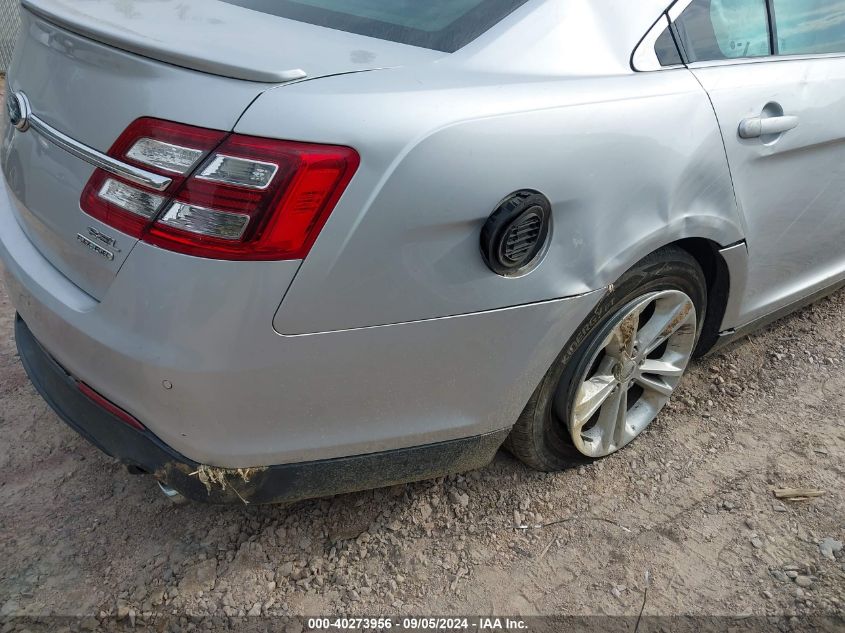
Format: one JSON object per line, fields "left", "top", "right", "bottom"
{"left": 16, "top": 314, "right": 509, "bottom": 504}
{"left": 0, "top": 162, "right": 604, "bottom": 468}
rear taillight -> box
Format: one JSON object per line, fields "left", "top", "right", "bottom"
{"left": 81, "top": 119, "right": 226, "bottom": 238}
{"left": 80, "top": 119, "right": 359, "bottom": 260}
{"left": 147, "top": 135, "right": 359, "bottom": 260}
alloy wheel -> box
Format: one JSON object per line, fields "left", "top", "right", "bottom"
{"left": 559, "top": 290, "right": 697, "bottom": 458}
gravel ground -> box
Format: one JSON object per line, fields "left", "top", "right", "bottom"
{"left": 1, "top": 265, "right": 845, "bottom": 629}
{"left": 2, "top": 259, "right": 844, "bottom": 628}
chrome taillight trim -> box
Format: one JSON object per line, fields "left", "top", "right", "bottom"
{"left": 11, "top": 92, "right": 173, "bottom": 192}
{"left": 158, "top": 201, "right": 251, "bottom": 240}
{"left": 196, "top": 154, "right": 280, "bottom": 190}
{"left": 126, "top": 137, "right": 206, "bottom": 175}
{"left": 97, "top": 178, "right": 166, "bottom": 218}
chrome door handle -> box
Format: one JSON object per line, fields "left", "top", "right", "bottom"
{"left": 738, "top": 115, "right": 800, "bottom": 139}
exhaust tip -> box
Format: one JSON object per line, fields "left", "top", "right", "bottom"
{"left": 157, "top": 481, "right": 189, "bottom": 505}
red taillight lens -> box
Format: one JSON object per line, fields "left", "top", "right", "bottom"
{"left": 80, "top": 119, "right": 360, "bottom": 260}
{"left": 80, "top": 119, "right": 227, "bottom": 238}
{"left": 147, "top": 135, "right": 359, "bottom": 260}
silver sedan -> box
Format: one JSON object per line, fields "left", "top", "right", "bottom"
{"left": 1, "top": 0, "right": 843, "bottom": 503}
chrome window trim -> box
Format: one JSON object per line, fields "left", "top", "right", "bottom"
{"left": 14, "top": 92, "right": 172, "bottom": 192}
{"left": 632, "top": 14, "right": 684, "bottom": 72}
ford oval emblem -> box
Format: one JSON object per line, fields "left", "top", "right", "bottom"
{"left": 7, "top": 91, "right": 31, "bottom": 133}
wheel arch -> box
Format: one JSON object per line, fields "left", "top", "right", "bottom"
{"left": 673, "top": 237, "right": 735, "bottom": 356}
{"left": 596, "top": 231, "right": 747, "bottom": 358}
{"left": 590, "top": 213, "right": 749, "bottom": 351}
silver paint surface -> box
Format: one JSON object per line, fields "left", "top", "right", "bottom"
{"left": 690, "top": 57, "right": 845, "bottom": 326}
{"left": 21, "top": 0, "right": 442, "bottom": 83}
{"left": 0, "top": 0, "right": 842, "bottom": 466}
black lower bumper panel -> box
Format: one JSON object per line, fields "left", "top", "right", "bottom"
{"left": 15, "top": 315, "right": 508, "bottom": 504}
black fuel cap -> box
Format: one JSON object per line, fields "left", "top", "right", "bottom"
{"left": 480, "top": 190, "right": 552, "bottom": 277}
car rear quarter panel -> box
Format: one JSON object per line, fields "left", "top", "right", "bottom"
{"left": 236, "top": 65, "right": 744, "bottom": 335}
{"left": 0, "top": 180, "right": 603, "bottom": 466}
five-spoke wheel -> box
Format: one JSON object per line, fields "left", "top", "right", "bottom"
{"left": 562, "top": 290, "right": 696, "bottom": 458}
{"left": 505, "top": 246, "right": 707, "bottom": 470}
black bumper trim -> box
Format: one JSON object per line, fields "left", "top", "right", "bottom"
{"left": 15, "top": 315, "right": 509, "bottom": 504}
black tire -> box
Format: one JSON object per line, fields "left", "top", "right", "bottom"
{"left": 505, "top": 246, "right": 707, "bottom": 471}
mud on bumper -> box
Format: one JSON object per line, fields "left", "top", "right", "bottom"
{"left": 15, "top": 315, "right": 508, "bottom": 505}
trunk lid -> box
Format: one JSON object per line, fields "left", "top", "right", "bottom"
{"left": 3, "top": 2, "right": 440, "bottom": 300}
{"left": 21, "top": 0, "right": 441, "bottom": 83}
{"left": 2, "top": 10, "right": 268, "bottom": 300}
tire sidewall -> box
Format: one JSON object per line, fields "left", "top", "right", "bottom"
{"left": 524, "top": 249, "right": 707, "bottom": 470}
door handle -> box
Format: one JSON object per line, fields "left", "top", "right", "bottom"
{"left": 738, "top": 115, "right": 800, "bottom": 139}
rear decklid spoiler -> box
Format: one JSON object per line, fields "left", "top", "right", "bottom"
{"left": 21, "top": 0, "right": 442, "bottom": 84}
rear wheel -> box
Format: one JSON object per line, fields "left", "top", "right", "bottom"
{"left": 506, "top": 246, "right": 706, "bottom": 471}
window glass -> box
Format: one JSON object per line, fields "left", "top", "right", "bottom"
{"left": 674, "top": 0, "right": 771, "bottom": 62}
{"left": 655, "top": 26, "right": 683, "bottom": 66}
{"left": 220, "top": 0, "right": 531, "bottom": 52}
{"left": 773, "top": 0, "right": 845, "bottom": 55}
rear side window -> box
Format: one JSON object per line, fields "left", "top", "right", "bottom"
{"left": 773, "top": 0, "right": 845, "bottom": 55}
{"left": 673, "top": 0, "right": 771, "bottom": 62}
{"left": 655, "top": 26, "right": 684, "bottom": 66}
{"left": 220, "top": 0, "right": 531, "bottom": 52}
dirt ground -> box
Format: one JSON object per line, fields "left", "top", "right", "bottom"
{"left": 1, "top": 254, "right": 844, "bottom": 629}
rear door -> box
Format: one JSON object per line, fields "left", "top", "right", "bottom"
{"left": 671, "top": 0, "right": 845, "bottom": 323}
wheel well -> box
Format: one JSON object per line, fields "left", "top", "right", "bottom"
{"left": 674, "top": 238, "right": 731, "bottom": 357}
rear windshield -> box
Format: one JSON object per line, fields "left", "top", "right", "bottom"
{"left": 220, "top": 0, "right": 532, "bottom": 52}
